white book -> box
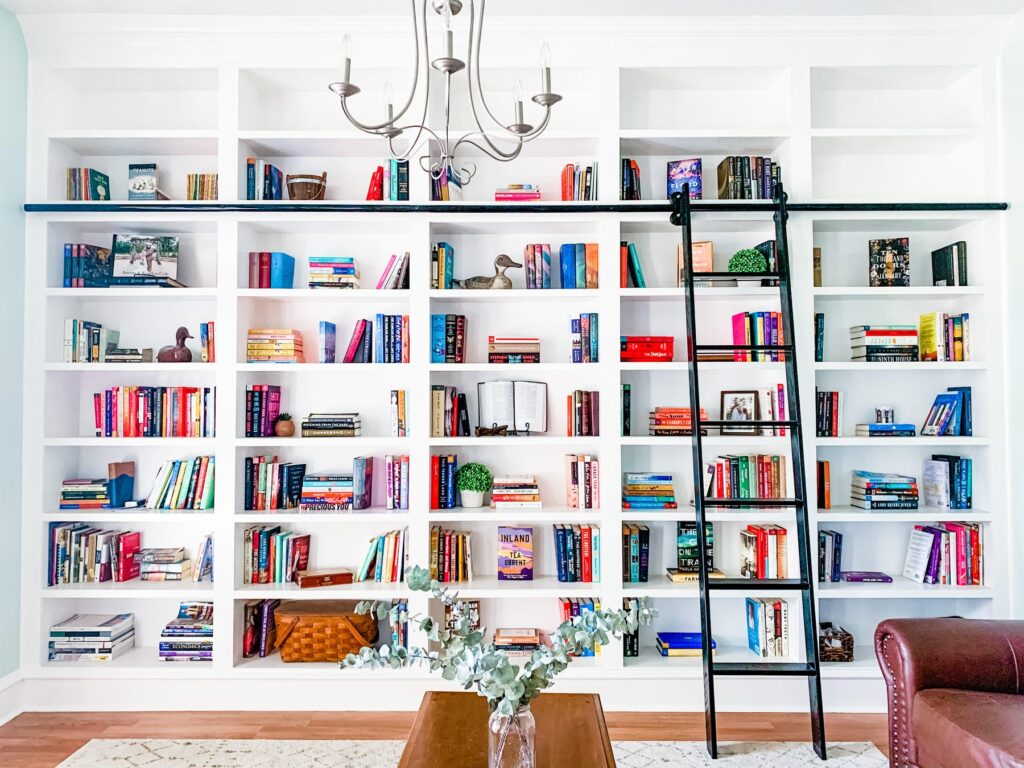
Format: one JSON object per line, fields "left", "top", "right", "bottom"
{"left": 922, "top": 460, "right": 951, "bottom": 508}
{"left": 779, "top": 600, "right": 790, "bottom": 658}
{"left": 477, "top": 380, "right": 547, "bottom": 434}
{"left": 903, "top": 529, "right": 935, "bottom": 583}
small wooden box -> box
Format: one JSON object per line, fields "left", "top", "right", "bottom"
{"left": 292, "top": 568, "right": 354, "bottom": 589}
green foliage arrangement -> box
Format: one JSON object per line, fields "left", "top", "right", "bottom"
{"left": 342, "top": 565, "right": 657, "bottom": 716}
{"left": 728, "top": 248, "right": 768, "bottom": 273}
{"left": 455, "top": 462, "right": 493, "bottom": 493}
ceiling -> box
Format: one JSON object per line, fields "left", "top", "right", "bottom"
{"left": 4, "top": 0, "right": 1024, "bottom": 14}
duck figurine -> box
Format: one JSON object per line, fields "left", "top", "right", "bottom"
{"left": 157, "top": 326, "right": 194, "bottom": 363}
{"left": 453, "top": 254, "right": 523, "bottom": 290}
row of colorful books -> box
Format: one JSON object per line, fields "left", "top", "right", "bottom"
{"left": 732, "top": 311, "right": 787, "bottom": 362}
{"left": 922, "top": 386, "right": 973, "bottom": 436}
{"left": 904, "top": 522, "right": 984, "bottom": 586}
{"left": 746, "top": 597, "right": 790, "bottom": 657}
{"left": 704, "top": 455, "right": 789, "bottom": 501}
{"left": 357, "top": 528, "right": 409, "bottom": 582}
{"left": 560, "top": 162, "right": 598, "bottom": 201}
{"left": 554, "top": 524, "right": 600, "bottom": 583}
{"left": 340, "top": 316, "right": 410, "bottom": 363}
{"left": 923, "top": 454, "right": 973, "bottom": 509}
{"left": 523, "top": 244, "right": 552, "bottom": 288}
{"left": 430, "top": 314, "right": 467, "bottom": 363}
{"left": 566, "top": 454, "right": 600, "bottom": 509}
{"left": 429, "top": 526, "right": 473, "bottom": 582}
{"left": 740, "top": 525, "right": 788, "bottom": 580}
{"left": 430, "top": 387, "right": 470, "bottom": 438}
{"left": 91, "top": 386, "right": 215, "bottom": 438}
{"left": 145, "top": 456, "right": 216, "bottom": 510}
{"left": 185, "top": 173, "right": 219, "bottom": 201}
{"left": 241, "top": 527, "right": 309, "bottom": 584}
{"left": 244, "top": 384, "right": 282, "bottom": 437}
{"left": 919, "top": 312, "right": 971, "bottom": 361}
{"left": 244, "top": 456, "right": 304, "bottom": 511}
{"left": 815, "top": 390, "right": 844, "bottom": 437}
{"left": 557, "top": 600, "right": 601, "bottom": 657}
{"left": 570, "top": 313, "right": 599, "bottom": 363}
{"left": 566, "top": 390, "right": 599, "bottom": 437}
{"left": 366, "top": 160, "right": 410, "bottom": 201}
{"left": 245, "top": 157, "right": 284, "bottom": 200}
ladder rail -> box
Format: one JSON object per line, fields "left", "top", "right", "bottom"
{"left": 674, "top": 189, "right": 720, "bottom": 757}
{"left": 670, "top": 183, "right": 826, "bottom": 761}
{"left": 773, "top": 187, "right": 827, "bottom": 759}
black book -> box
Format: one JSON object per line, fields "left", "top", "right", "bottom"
{"left": 456, "top": 393, "right": 471, "bottom": 437}
{"left": 638, "top": 525, "right": 650, "bottom": 582}
{"left": 396, "top": 161, "right": 410, "bottom": 201}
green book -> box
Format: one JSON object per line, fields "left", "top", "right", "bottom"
{"left": 627, "top": 242, "right": 646, "bottom": 288}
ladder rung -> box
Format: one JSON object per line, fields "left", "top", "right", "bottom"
{"left": 698, "top": 420, "right": 798, "bottom": 428}
{"left": 707, "top": 578, "right": 809, "bottom": 591}
{"left": 712, "top": 662, "right": 818, "bottom": 677}
{"left": 694, "top": 344, "right": 793, "bottom": 352}
{"left": 700, "top": 498, "right": 804, "bottom": 508}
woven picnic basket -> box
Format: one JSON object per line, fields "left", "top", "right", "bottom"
{"left": 273, "top": 600, "right": 378, "bottom": 663}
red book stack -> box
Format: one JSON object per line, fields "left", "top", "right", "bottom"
{"left": 620, "top": 336, "right": 674, "bottom": 362}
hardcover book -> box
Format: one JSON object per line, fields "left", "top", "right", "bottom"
{"left": 868, "top": 238, "right": 910, "bottom": 287}
{"left": 666, "top": 158, "right": 702, "bottom": 199}
{"left": 128, "top": 163, "right": 158, "bottom": 200}
{"left": 497, "top": 526, "right": 534, "bottom": 580}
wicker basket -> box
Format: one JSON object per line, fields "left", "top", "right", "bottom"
{"left": 286, "top": 172, "right": 327, "bottom": 200}
{"left": 819, "top": 621, "right": 855, "bottom": 663}
{"left": 273, "top": 600, "right": 378, "bottom": 663}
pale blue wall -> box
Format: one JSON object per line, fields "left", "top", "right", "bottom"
{"left": 0, "top": 7, "right": 26, "bottom": 677}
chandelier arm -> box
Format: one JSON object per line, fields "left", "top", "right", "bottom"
{"left": 387, "top": 0, "right": 436, "bottom": 159}
{"left": 388, "top": 124, "right": 443, "bottom": 163}
{"left": 454, "top": 137, "right": 525, "bottom": 164}
{"left": 469, "top": 0, "right": 537, "bottom": 139}
{"left": 510, "top": 107, "right": 553, "bottom": 143}
{"left": 338, "top": 0, "right": 427, "bottom": 133}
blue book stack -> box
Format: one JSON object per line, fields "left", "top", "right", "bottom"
{"left": 656, "top": 631, "right": 715, "bottom": 657}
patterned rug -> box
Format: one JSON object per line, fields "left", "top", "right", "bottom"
{"left": 58, "top": 738, "right": 888, "bottom": 767}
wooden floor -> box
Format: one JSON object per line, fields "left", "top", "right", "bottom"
{"left": 0, "top": 710, "right": 889, "bottom": 767}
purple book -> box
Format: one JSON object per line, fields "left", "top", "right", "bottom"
{"left": 841, "top": 571, "right": 893, "bottom": 583}
{"left": 918, "top": 526, "right": 946, "bottom": 584}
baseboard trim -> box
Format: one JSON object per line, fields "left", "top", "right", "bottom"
{"left": 0, "top": 671, "right": 24, "bottom": 725}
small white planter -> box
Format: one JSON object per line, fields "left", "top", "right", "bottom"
{"left": 461, "top": 489, "right": 485, "bottom": 508}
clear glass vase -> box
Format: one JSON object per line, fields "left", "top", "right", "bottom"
{"left": 488, "top": 703, "right": 536, "bottom": 768}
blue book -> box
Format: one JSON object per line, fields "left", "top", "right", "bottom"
{"left": 559, "top": 244, "right": 576, "bottom": 289}
{"left": 947, "top": 386, "right": 972, "bottom": 435}
{"left": 588, "top": 313, "right": 598, "bottom": 362}
{"left": 375, "top": 313, "right": 384, "bottom": 364}
{"left": 374, "top": 535, "right": 386, "bottom": 581}
{"left": 574, "top": 243, "right": 586, "bottom": 288}
{"left": 444, "top": 244, "right": 454, "bottom": 289}
{"left": 445, "top": 458, "right": 456, "bottom": 508}
{"left": 656, "top": 632, "right": 715, "bottom": 649}
{"left": 831, "top": 531, "right": 843, "bottom": 582}
{"left": 554, "top": 525, "right": 567, "bottom": 581}
{"left": 318, "top": 321, "right": 336, "bottom": 364}
{"left": 394, "top": 315, "right": 403, "bottom": 363}
{"left": 63, "top": 244, "right": 72, "bottom": 287}
{"left": 746, "top": 597, "right": 765, "bottom": 655}
{"left": 626, "top": 243, "right": 646, "bottom": 288}
{"left": 431, "top": 315, "right": 446, "bottom": 362}
{"left": 269, "top": 252, "right": 295, "bottom": 289}
{"left": 247, "top": 159, "right": 256, "bottom": 200}
{"left": 579, "top": 599, "right": 596, "bottom": 656}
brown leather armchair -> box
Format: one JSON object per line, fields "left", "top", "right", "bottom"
{"left": 875, "top": 618, "right": 1024, "bottom": 768}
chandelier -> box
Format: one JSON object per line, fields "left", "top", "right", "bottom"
{"left": 328, "top": 0, "right": 562, "bottom": 187}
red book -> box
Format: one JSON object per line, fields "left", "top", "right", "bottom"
{"left": 343, "top": 320, "right": 366, "bottom": 363}
{"left": 366, "top": 166, "right": 384, "bottom": 200}
{"left": 443, "top": 531, "right": 452, "bottom": 581}
{"left": 620, "top": 241, "right": 628, "bottom": 288}
{"left": 258, "top": 252, "right": 271, "bottom": 289}
{"left": 248, "top": 252, "right": 259, "bottom": 288}
{"left": 431, "top": 455, "right": 440, "bottom": 508}
{"left": 116, "top": 531, "right": 141, "bottom": 581}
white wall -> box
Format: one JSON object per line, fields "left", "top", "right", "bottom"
{"left": 0, "top": 6, "right": 25, "bottom": 680}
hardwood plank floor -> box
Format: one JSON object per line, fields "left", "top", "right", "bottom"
{"left": 0, "top": 710, "right": 889, "bottom": 768}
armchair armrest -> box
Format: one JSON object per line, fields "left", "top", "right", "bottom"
{"left": 875, "top": 618, "right": 1024, "bottom": 767}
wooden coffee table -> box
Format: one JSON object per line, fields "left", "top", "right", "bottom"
{"left": 399, "top": 691, "right": 615, "bottom": 767}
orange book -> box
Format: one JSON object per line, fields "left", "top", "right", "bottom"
{"left": 584, "top": 243, "right": 599, "bottom": 288}
{"left": 620, "top": 241, "right": 628, "bottom": 288}
{"left": 567, "top": 395, "right": 573, "bottom": 436}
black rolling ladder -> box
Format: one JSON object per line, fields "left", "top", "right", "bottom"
{"left": 670, "top": 183, "right": 826, "bottom": 760}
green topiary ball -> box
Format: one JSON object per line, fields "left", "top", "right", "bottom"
{"left": 728, "top": 248, "right": 768, "bottom": 273}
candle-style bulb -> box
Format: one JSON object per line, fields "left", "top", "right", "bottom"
{"left": 383, "top": 81, "right": 394, "bottom": 108}
{"left": 513, "top": 79, "right": 524, "bottom": 102}
{"left": 539, "top": 41, "right": 551, "bottom": 68}
{"left": 442, "top": 0, "right": 453, "bottom": 30}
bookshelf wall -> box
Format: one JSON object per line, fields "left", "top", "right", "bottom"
{"left": 17, "top": 12, "right": 1012, "bottom": 713}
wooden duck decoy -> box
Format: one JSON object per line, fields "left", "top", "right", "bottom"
{"left": 157, "top": 326, "right": 194, "bottom": 363}
{"left": 453, "top": 254, "right": 523, "bottom": 289}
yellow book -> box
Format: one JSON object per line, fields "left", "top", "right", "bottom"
{"left": 919, "top": 312, "right": 941, "bottom": 361}
{"left": 656, "top": 645, "right": 716, "bottom": 657}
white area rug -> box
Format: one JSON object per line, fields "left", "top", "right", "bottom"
{"left": 58, "top": 738, "right": 888, "bottom": 767}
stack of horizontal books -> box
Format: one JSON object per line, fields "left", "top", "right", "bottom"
{"left": 159, "top": 601, "right": 213, "bottom": 663}
{"left": 308, "top": 256, "right": 359, "bottom": 289}
{"left": 49, "top": 613, "right": 134, "bottom": 662}
{"left": 657, "top": 631, "right": 715, "bottom": 657}
{"left": 301, "top": 412, "right": 361, "bottom": 437}
{"left": 488, "top": 335, "right": 540, "bottom": 364}
{"left": 849, "top": 325, "right": 919, "bottom": 362}
{"left": 139, "top": 547, "right": 191, "bottom": 581}
{"left": 491, "top": 476, "right": 541, "bottom": 509}
{"left": 247, "top": 329, "right": 305, "bottom": 363}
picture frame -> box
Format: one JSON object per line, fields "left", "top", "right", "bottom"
{"left": 720, "top": 390, "right": 760, "bottom": 435}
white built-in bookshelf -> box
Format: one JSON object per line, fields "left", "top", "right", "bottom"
{"left": 18, "top": 14, "right": 1011, "bottom": 712}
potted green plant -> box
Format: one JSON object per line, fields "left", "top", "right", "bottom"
{"left": 455, "top": 462, "right": 492, "bottom": 508}
{"left": 273, "top": 413, "right": 295, "bottom": 437}
{"left": 728, "top": 247, "right": 769, "bottom": 274}
{"left": 343, "top": 566, "right": 656, "bottom": 768}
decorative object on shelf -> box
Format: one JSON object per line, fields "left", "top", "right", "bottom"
{"left": 719, "top": 390, "right": 759, "bottom": 435}
{"left": 868, "top": 237, "right": 910, "bottom": 287}
{"left": 276, "top": 600, "right": 378, "bottom": 662}
{"left": 727, "top": 247, "right": 768, "bottom": 274}
{"left": 286, "top": 172, "right": 327, "bottom": 201}
{"left": 328, "top": 2, "right": 562, "bottom": 188}
{"left": 342, "top": 566, "right": 656, "bottom": 768}
{"left": 454, "top": 254, "right": 523, "bottom": 290}
{"left": 274, "top": 414, "right": 295, "bottom": 438}
{"left": 455, "top": 462, "right": 492, "bottom": 508}
{"left": 819, "top": 622, "right": 854, "bottom": 663}
{"left": 156, "top": 327, "right": 194, "bottom": 363}
{"left": 476, "top": 425, "right": 508, "bottom": 437}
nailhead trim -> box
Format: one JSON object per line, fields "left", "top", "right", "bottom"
{"left": 880, "top": 633, "right": 914, "bottom": 768}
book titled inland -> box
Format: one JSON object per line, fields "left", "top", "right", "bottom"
{"left": 497, "top": 526, "right": 534, "bottom": 581}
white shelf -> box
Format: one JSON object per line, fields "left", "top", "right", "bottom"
{"left": 428, "top": 363, "right": 589, "bottom": 372}
{"left": 43, "top": 437, "right": 215, "bottom": 448}
{"left": 813, "top": 286, "right": 986, "bottom": 299}
{"left": 235, "top": 436, "right": 408, "bottom": 447}
{"left": 234, "top": 510, "right": 409, "bottom": 523}
{"left": 620, "top": 361, "right": 787, "bottom": 372}
{"left": 236, "top": 362, "right": 410, "bottom": 373}
{"left": 619, "top": 287, "right": 782, "bottom": 301}
{"left": 814, "top": 361, "right": 987, "bottom": 371}
{"left": 236, "top": 288, "right": 410, "bottom": 302}
{"left": 428, "top": 436, "right": 602, "bottom": 447}
{"left": 816, "top": 436, "right": 990, "bottom": 447}
{"left": 429, "top": 289, "right": 596, "bottom": 302}
{"left": 45, "top": 363, "right": 215, "bottom": 372}
{"left": 233, "top": 581, "right": 412, "bottom": 600}
{"left": 42, "top": 581, "right": 214, "bottom": 599}
{"left": 624, "top": 645, "right": 789, "bottom": 677}
{"left": 817, "top": 579, "right": 992, "bottom": 599}
{"left": 32, "top": 646, "right": 219, "bottom": 679}
{"left": 429, "top": 507, "right": 600, "bottom": 522}
{"left": 621, "top": 435, "right": 789, "bottom": 448}
{"left": 44, "top": 288, "right": 218, "bottom": 300}
{"left": 441, "top": 575, "right": 602, "bottom": 599}
{"left": 621, "top": 509, "right": 795, "bottom": 523}
{"left": 46, "top": 510, "right": 216, "bottom": 522}
{"left": 48, "top": 129, "right": 219, "bottom": 155}
{"left": 817, "top": 506, "right": 992, "bottom": 522}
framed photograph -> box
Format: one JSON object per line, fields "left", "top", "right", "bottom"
{"left": 720, "top": 390, "right": 759, "bottom": 435}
